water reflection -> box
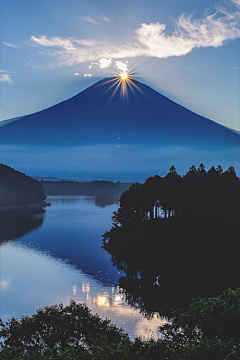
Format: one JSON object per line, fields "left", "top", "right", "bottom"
{"left": 109, "top": 251, "right": 240, "bottom": 319}
{"left": 0, "top": 196, "right": 122, "bottom": 285}
{"left": 49, "top": 195, "right": 118, "bottom": 208}
{"left": 0, "top": 196, "right": 167, "bottom": 339}
{"left": 94, "top": 194, "right": 118, "bottom": 208}
{"left": 0, "top": 208, "right": 45, "bottom": 243}
{"left": 0, "top": 241, "right": 164, "bottom": 339}
{"left": 49, "top": 196, "right": 94, "bottom": 205}
{"left": 93, "top": 287, "right": 126, "bottom": 308}
{"left": 3, "top": 198, "right": 236, "bottom": 323}
{"left": 82, "top": 282, "right": 90, "bottom": 293}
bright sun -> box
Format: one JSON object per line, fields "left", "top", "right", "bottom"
{"left": 120, "top": 72, "right": 128, "bottom": 80}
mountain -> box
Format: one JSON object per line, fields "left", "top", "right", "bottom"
{"left": 1, "top": 77, "right": 239, "bottom": 180}
{"left": 1, "top": 77, "right": 238, "bottom": 146}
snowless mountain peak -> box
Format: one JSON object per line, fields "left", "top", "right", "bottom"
{"left": 1, "top": 77, "right": 239, "bottom": 180}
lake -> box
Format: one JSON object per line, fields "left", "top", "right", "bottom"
{"left": 0, "top": 195, "right": 165, "bottom": 340}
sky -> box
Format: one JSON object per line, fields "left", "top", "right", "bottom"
{"left": 1, "top": 0, "right": 240, "bottom": 131}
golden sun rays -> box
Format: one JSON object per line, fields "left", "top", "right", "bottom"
{"left": 120, "top": 72, "right": 128, "bottom": 80}
{"left": 95, "top": 64, "right": 147, "bottom": 105}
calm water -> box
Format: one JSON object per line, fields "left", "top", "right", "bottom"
{"left": 0, "top": 196, "right": 165, "bottom": 340}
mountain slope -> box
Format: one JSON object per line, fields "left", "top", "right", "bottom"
{"left": 1, "top": 77, "right": 239, "bottom": 180}
{"left": 1, "top": 77, "right": 239, "bottom": 148}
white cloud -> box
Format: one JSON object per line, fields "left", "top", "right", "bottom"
{"left": 30, "top": 36, "right": 96, "bottom": 50}
{"left": 55, "top": 13, "right": 63, "bottom": 21}
{"left": 31, "top": 35, "right": 77, "bottom": 50}
{"left": 89, "top": 59, "right": 113, "bottom": 70}
{"left": 229, "top": 0, "right": 240, "bottom": 7}
{"left": 2, "top": 41, "right": 21, "bottom": 49}
{"left": 76, "top": 39, "right": 97, "bottom": 47}
{"left": 115, "top": 61, "right": 128, "bottom": 72}
{"left": 99, "top": 15, "right": 110, "bottom": 22}
{"left": 82, "top": 15, "right": 100, "bottom": 25}
{"left": 0, "top": 277, "right": 11, "bottom": 290}
{"left": 135, "top": 7, "right": 240, "bottom": 59}
{"left": 74, "top": 72, "right": 80, "bottom": 76}
{"left": 84, "top": 73, "right": 93, "bottom": 77}
{"left": 99, "top": 58, "right": 112, "bottom": 68}
{"left": 0, "top": 73, "right": 13, "bottom": 84}
{"left": 0, "top": 70, "right": 15, "bottom": 73}
{"left": 30, "top": 0, "right": 240, "bottom": 66}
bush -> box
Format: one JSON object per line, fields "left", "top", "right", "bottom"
{"left": 1, "top": 289, "right": 240, "bottom": 359}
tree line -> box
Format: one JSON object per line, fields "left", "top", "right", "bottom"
{"left": 111, "top": 164, "right": 240, "bottom": 227}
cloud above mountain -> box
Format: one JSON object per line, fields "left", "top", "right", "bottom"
{"left": 0, "top": 74, "right": 13, "bottom": 84}
{"left": 29, "top": 0, "right": 240, "bottom": 69}
{"left": 2, "top": 42, "right": 21, "bottom": 49}
{"left": 0, "top": 70, "right": 14, "bottom": 84}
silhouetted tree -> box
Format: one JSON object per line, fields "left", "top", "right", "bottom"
{"left": 142, "top": 175, "right": 162, "bottom": 219}
{"left": 197, "top": 163, "right": 207, "bottom": 179}
{"left": 112, "top": 183, "right": 148, "bottom": 227}
{"left": 162, "top": 166, "right": 182, "bottom": 218}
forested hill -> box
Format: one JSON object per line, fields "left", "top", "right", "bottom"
{"left": 0, "top": 164, "right": 46, "bottom": 207}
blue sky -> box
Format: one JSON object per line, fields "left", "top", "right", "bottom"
{"left": 1, "top": 0, "right": 240, "bottom": 130}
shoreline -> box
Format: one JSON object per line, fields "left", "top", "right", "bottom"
{"left": 0, "top": 200, "right": 51, "bottom": 211}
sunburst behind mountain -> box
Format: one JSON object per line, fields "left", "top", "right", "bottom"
{"left": 1, "top": 77, "right": 239, "bottom": 180}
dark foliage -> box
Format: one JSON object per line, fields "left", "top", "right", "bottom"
{"left": 102, "top": 165, "right": 240, "bottom": 317}
{"left": 1, "top": 290, "right": 240, "bottom": 359}
{"left": 0, "top": 301, "right": 131, "bottom": 360}
{"left": 107, "top": 164, "right": 240, "bottom": 227}
{"left": 0, "top": 164, "right": 46, "bottom": 207}
{"left": 158, "top": 288, "right": 240, "bottom": 359}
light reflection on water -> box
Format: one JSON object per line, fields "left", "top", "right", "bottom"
{"left": 0, "top": 196, "right": 165, "bottom": 340}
